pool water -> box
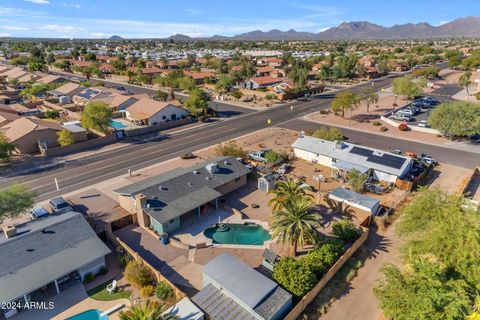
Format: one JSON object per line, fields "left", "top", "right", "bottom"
{"left": 109, "top": 120, "right": 127, "bottom": 129}
{"left": 204, "top": 223, "right": 271, "bottom": 245}
{"left": 67, "top": 309, "right": 108, "bottom": 320}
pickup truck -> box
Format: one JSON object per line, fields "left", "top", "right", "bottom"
{"left": 248, "top": 150, "right": 271, "bottom": 163}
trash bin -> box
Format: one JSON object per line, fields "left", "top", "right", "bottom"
{"left": 160, "top": 233, "right": 169, "bottom": 245}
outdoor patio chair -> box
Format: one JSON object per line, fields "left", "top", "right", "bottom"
{"left": 106, "top": 280, "right": 117, "bottom": 294}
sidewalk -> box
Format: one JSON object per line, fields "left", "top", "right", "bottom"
{"left": 304, "top": 112, "right": 480, "bottom": 155}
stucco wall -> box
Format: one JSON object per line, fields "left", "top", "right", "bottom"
{"left": 215, "top": 174, "right": 247, "bottom": 195}
{"left": 15, "top": 128, "right": 59, "bottom": 154}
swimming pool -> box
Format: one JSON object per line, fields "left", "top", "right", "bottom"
{"left": 67, "top": 309, "right": 108, "bottom": 320}
{"left": 109, "top": 120, "right": 127, "bottom": 130}
{"left": 204, "top": 223, "right": 271, "bottom": 245}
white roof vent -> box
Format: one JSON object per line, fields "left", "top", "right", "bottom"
{"left": 193, "top": 170, "right": 200, "bottom": 175}
{"left": 187, "top": 182, "right": 193, "bottom": 187}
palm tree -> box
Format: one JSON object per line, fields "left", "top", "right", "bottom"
{"left": 119, "top": 300, "right": 177, "bottom": 320}
{"left": 268, "top": 177, "right": 312, "bottom": 211}
{"left": 270, "top": 196, "right": 321, "bottom": 256}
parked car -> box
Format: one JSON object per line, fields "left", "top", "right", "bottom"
{"left": 417, "top": 120, "right": 429, "bottom": 128}
{"left": 391, "top": 149, "right": 403, "bottom": 155}
{"left": 248, "top": 150, "right": 271, "bottom": 163}
{"left": 30, "top": 207, "right": 49, "bottom": 220}
{"left": 364, "top": 182, "right": 385, "bottom": 194}
{"left": 421, "top": 156, "right": 438, "bottom": 166}
{"left": 405, "top": 151, "right": 417, "bottom": 158}
{"left": 48, "top": 197, "right": 74, "bottom": 213}
{"left": 391, "top": 114, "right": 414, "bottom": 122}
{"left": 397, "top": 109, "right": 415, "bottom": 116}
{"left": 115, "top": 86, "right": 134, "bottom": 95}
{"left": 422, "top": 96, "right": 440, "bottom": 105}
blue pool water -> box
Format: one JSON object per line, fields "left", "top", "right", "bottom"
{"left": 204, "top": 223, "right": 271, "bottom": 245}
{"left": 67, "top": 309, "right": 108, "bottom": 320}
{"left": 109, "top": 120, "right": 127, "bottom": 129}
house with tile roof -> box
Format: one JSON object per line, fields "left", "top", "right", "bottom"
{"left": 124, "top": 98, "right": 188, "bottom": 126}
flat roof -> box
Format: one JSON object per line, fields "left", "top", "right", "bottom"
{"left": 292, "top": 135, "right": 413, "bottom": 177}
{"left": 202, "top": 253, "right": 277, "bottom": 309}
{"left": 329, "top": 187, "right": 379, "bottom": 210}
{"left": 163, "top": 297, "right": 204, "bottom": 320}
{"left": 0, "top": 211, "right": 110, "bottom": 303}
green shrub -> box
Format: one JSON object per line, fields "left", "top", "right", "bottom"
{"left": 83, "top": 272, "right": 94, "bottom": 283}
{"left": 44, "top": 110, "right": 60, "bottom": 119}
{"left": 380, "top": 126, "right": 388, "bottom": 132}
{"left": 140, "top": 285, "right": 155, "bottom": 298}
{"left": 125, "top": 261, "right": 154, "bottom": 288}
{"left": 273, "top": 257, "right": 318, "bottom": 298}
{"left": 97, "top": 266, "right": 108, "bottom": 275}
{"left": 304, "top": 239, "right": 344, "bottom": 276}
{"left": 118, "top": 254, "right": 131, "bottom": 267}
{"left": 155, "top": 281, "right": 174, "bottom": 300}
{"left": 372, "top": 120, "right": 382, "bottom": 126}
{"left": 476, "top": 92, "right": 480, "bottom": 100}
{"left": 231, "top": 91, "right": 243, "bottom": 99}
{"left": 332, "top": 219, "right": 360, "bottom": 241}
{"left": 214, "top": 140, "right": 248, "bottom": 159}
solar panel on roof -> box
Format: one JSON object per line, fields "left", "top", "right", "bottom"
{"left": 367, "top": 154, "right": 406, "bottom": 169}
{"left": 350, "top": 146, "right": 373, "bottom": 157}
{"left": 78, "top": 89, "right": 100, "bottom": 99}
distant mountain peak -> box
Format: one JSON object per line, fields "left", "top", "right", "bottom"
{"left": 108, "top": 35, "right": 123, "bottom": 40}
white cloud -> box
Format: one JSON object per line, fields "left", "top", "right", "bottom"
{"left": 187, "top": 8, "right": 200, "bottom": 15}
{"left": 62, "top": 2, "right": 81, "bottom": 9}
{"left": 39, "top": 24, "right": 83, "bottom": 34}
{"left": 317, "top": 27, "right": 331, "bottom": 32}
{"left": 0, "top": 33, "right": 12, "bottom": 37}
{"left": 0, "top": 25, "right": 30, "bottom": 31}
{"left": 25, "top": 0, "right": 50, "bottom": 4}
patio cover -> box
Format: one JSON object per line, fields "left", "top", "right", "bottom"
{"left": 332, "top": 160, "right": 369, "bottom": 174}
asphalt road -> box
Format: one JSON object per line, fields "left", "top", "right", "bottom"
{"left": 6, "top": 63, "right": 466, "bottom": 201}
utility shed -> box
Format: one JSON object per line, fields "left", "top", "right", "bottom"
{"left": 192, "top": 253, "right": 292, "bottom": 320}
{"left": 258, "top": 173, "right": 279, "bottom": 193}
{"left": 328, "top": 187, "right": 381, "bottom": 215}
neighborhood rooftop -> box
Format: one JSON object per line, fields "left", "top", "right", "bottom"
{"left": 292, "top": 135, "right": 413, "bottom": 177}
{"left": 192, "top": 253, "right": 292, "bottom": 320}
{"left": 0, "top": 211, "right": 111, "bottom": 303}
{"left": 114, "top": 156, "right": 250, "bottom": 224}
{"left": 329, "top": 187, "right": 380, "bottom": 210}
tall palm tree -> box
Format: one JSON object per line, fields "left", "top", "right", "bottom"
{"left": 268, "top": 177, "right": 312, "bottom": 211}
{"left": 119, "top": 300, "right": 177, "bottom": 320}
{"left": 270, "top": 196, "right": 321, "bottom": 256}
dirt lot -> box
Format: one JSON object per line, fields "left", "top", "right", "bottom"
{"left": 425, "top": 163, "right": 473, "bottom": 194}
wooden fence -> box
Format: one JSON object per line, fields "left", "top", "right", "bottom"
{"left": 283, "top": 226, "right": 369, "bottom": 320}
{"left": 114, "top": 237, "right": 186, "bottom": 300}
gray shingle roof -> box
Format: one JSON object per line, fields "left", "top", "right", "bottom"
{"left": 329, "top": 187, "right": 379, "bottom": 210}
{"left": 254, "top": 286, "right": 292, "bottom": 320}
{"left": 114, "top": 157, "right": 250, "bottom": 224}
{"left": 0, "top": 211, "right": 110, "bottom": 303}
{"left": 292, "top": 136, "right": 413, "bottom": 177}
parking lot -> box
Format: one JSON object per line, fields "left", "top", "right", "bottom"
{"left": 388, "top": 95, "right": 449, "bottom": 127}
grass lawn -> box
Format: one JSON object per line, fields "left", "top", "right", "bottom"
{"left": 87, "top": 281, "right": 131, "bottom": 301}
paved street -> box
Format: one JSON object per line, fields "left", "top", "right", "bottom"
{"left": 2, "top": 63, "right": 465, "bottom": 202}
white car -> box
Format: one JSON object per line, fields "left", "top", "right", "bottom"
{"left": 417, "top": 120, "right": 429, "bottom": 128}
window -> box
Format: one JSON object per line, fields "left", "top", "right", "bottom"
{"left": 235, "top": 177, "right": 240, "bottom": 182}
{"left": 171, "top": 114, "right": 177, "bottom": 120}
{"left": 162, "top": 115, "right": 166, "bottom": 120}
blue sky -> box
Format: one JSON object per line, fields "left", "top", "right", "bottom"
{"left": 0, "top": 0, "right": 478, "bottom": 38}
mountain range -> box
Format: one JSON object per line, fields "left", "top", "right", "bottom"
{"left": 167, "top": 16, "right": 480, "bottom": 41}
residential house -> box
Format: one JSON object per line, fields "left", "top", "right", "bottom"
{"left": 0, "top": 211, "right": 110, "bottom": 318}
{"left": 256, "top": 66, "right": 275, "bottom": 77}
{"left": 184, "top": 71, "right": 216, "bottom": 84}
{"left": 96, "top": 55, "right": 119, "bottom": 64}
{"left": 0, "top": 67, "right": 24, "bottom": 79}
{"left": 357, "top": 56, "right": 376, "bottom": 68}
{"left": 72, "top": 87, "right": 104, "bottom": 105}
{"left": 0, "top": 110, "right": 20, "bottom": 126}
{"left": 312, "top": 61, "right": 329, "bottom": 72}
{"left": 36, "top": 75, "right": 66, "bottom": 85}
{"left": 291, "top": 135, "right": 413, "bottom": 183}
{"left": 257, "top": 57, "right": 285, "bottom": 68}
{"left": 8, "top": 103, "right": 41, "bottom": 116}
{"left": 114, "top": 157, "right": 250, "bottom": 234}
{"left": 328, "top": 187, "right": 381, "bottom": 215}
{"left": 192, "top": 253, "right": 292, "bottom": 320}
{"left": 47, "top": 83, "right": 85, "bottom": 100}
{"left": 1, "top": 117, "right": 87, "bottom": 154}
{"left": 242, "top": 76, "right": 285, "bottom": 90}
{"left": 124, "top": 98, "right": 188, "bottom": 126}
{"left": 92, "top": 94, "right": 139, "bottom": 111}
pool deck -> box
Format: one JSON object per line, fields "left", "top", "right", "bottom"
{"left": 9, "top": 283, "right": 130, "bottom": 320}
